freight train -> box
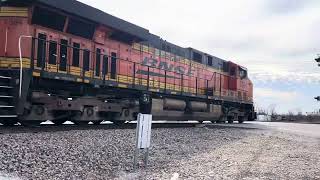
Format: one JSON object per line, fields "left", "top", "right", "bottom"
{"left": 0, "top": 0, "right": 256, "bottom": 126}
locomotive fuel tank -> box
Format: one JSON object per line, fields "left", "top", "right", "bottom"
{"left": 163, "top": 98, "right": 186, "bottom": 111}
{"left": 188, "top": 101, "right": 208, "bottom": 112}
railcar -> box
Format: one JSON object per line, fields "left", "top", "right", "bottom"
{"left": 0, "top": 0, "right": 255, "bottom": 126}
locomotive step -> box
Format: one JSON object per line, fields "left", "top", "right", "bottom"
{"left": 0, "top": 115, "right": 17, "bottom": 118}
{"left": 0, "top": 105, "right": 14, "bottom": 108}
{"left": 0, "top": 95, "right": 13, "bottom": 98}
{"left": 0, "top": 85, "right": 13, "bottom": 89}
{"left": 0, "top": 75, "right": 12, "bottom": 79}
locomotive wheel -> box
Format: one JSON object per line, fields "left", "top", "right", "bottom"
{"left": 92, "top": 121, "right": 103, "bottom": 125}
{"left": 52, "top": 111, "right": 71, "bottom": 126}
{"left": 216, "top": 120, "right": 225, "bottom": 124}
{"left": 52, "top": 119, "right": 66, "bottom": 126}
{"left": 1, "top": 119, "right": 18, "bottom": 126}
{"left": 73, "top": 121, "right": 90, "bottom": 125}
{"left": 227, "top": 119, "right": 234, "bottom": 124}
{"left": 21, "top": 121, "right": 42, "bottom": 127}
{"left": 238, "top": 117, "right": 244, "bottom": 124}
{"left": 227, "top": 116, "right": 234, "bottom": 124}
{"left": 112, "top": 121, "right": 126, "bottom": 126}
{"left": 210, "top": 121, "right": 216, "bottom": 124}
{"left": 198, "top": 121, "right": 204, "bottom": 124}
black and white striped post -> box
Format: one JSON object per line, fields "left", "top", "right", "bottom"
{"left": 133, "top": 113, "right": 152, "bottom": 170}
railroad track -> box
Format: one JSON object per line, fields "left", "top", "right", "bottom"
{"left": 0, "top": 121, "right": 260, "bottom": 134}
{"left": 0, "top": 122, "right": 201, "bottom": 134}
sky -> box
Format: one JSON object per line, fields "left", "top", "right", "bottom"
{"left": 78, "top": 0, "right": 320, "bottom": 114}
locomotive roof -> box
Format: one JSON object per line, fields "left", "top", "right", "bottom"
{"left": 16, "top": 0, "right": 150, "bottom": 41}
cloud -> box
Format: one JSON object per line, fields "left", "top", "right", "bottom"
{"left": 253, "top": 87, "right": 307, "bottom": 114}
{"left": 78, "top": 0, "right": 320, "bottom": 60}
{"left": 249, "top": 64, "right": 320, "bottom": 85}
{"left": 262, "top": 0, "right": 314, "bottom": 15}
{"left": 255, "top": 88, "right": 298, "bottom": 102}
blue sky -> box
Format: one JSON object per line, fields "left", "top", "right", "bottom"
{"left": 78, "top": 0, "right": 320, "bottom": 114}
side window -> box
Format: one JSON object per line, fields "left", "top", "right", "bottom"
{"left": 207, "top": 56, "right": 213, "bottom": 66}
{"left": 83, "top": 50, "right": 90, "bottom": 71}
{"left": 110, "top": 52, "right": 117, "bottom": 79}
{"left": 192, "top": 52, "right": 202, "bottom": 63}
{"left": 239, "top": 67, "right": 247, "bottom": 79}
{"left": 32, "top": 7, "right": 66, "bottom": 32}
{"left": 48, "top": 41, "right": 57, "bottom": 65}
{"left": 37, "top": 33, "right": 47, "bottom": 67}
{"left": 223, "top": 62, "right": 229, "bottom": 72}
{"left": 95, "top": 48, "right": 101, "bottom": 76}
{"left": 59, "top": 39, "right": 68, "bottom": 71}
{"left": 102, "top": 55, "right": 108, "bottom": 75}
{"left": 230, "top": 67, "right": 236, "bottom": 76}
{"left": 72, "top": 43, "right": 80, "bottom": 67}
{"left": 67, "top": 18, "right": 95, "bottom": 39}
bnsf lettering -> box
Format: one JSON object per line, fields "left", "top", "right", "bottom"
{"left": 159, "top": 61, "right": 174, "bottom": 71}
{"left": 142, "top": 57, "right": 195, "bottom": 76}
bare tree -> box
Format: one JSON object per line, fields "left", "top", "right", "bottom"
{"left": 258, "top": 108, "right": 267, "bottom": 115}
{"left": 288, "top": 111, "right": 294, "bottom": 121}
{"left": 288, "top": 111, "right": 294, "bottom": 116}
{"left": 268, "top": 104, "right": 277, "bottom": 116}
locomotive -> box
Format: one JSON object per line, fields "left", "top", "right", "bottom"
{"left": 0, "top": 0, "right": 255, "bottom": 126}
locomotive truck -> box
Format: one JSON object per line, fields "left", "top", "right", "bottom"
{"left": 0, "top": 0, "right": 255, "bottom": 126}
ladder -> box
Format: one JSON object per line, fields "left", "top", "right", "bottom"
{"left": 0, "top": 70, "right": 18, "bottom": 125}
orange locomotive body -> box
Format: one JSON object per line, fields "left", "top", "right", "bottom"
{"left": 0, "top": 0, "right": 255, "bottom": 126}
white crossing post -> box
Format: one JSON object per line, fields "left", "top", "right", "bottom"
{"left": 133, "top": 113, "right": 152, "bottom": 170}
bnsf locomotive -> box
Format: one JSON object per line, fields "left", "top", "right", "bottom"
{"left": 0, "top": 0, "right": 255, "bottom": 126}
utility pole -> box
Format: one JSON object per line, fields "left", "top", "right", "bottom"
{"left": 315, "top": 55, "right": 320, "bottom": 101}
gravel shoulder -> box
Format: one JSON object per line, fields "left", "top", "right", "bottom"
{"left": 141, "top": 130, "right": 320, "bottom": 180}
{"left": 0, "top": 123, "right": 319, "bottom": 180}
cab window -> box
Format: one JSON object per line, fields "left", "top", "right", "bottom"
{"left": 239, "top": 67, "right": 247, "bottom": 79}
{"left": 230, "top": 67, "right": 236, "bottom": 76}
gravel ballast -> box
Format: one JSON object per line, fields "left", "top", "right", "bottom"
{"left": 0, "top": 123, "right": 319, "bottom": 179}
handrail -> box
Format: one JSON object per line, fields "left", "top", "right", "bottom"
{"left": 18, "top": 36, "right": 244, "bottom": 99}
{"left": 18, "top": 35, "right": 32, "bottom": 98}
{"left": 28, "top": 36, "right": 232, "bottom": 81}
{"left": 5, "top": 28, "right": 8, "bottom": 54}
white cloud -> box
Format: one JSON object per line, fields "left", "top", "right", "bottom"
{"left": 249, "top": 64, "right": 320, "bottom": 85}
{"left": 77, "top": 0, "right": 320, "bottom": 59}
{"left": 254, "top": 88, "right": 298, "bottom": 102}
